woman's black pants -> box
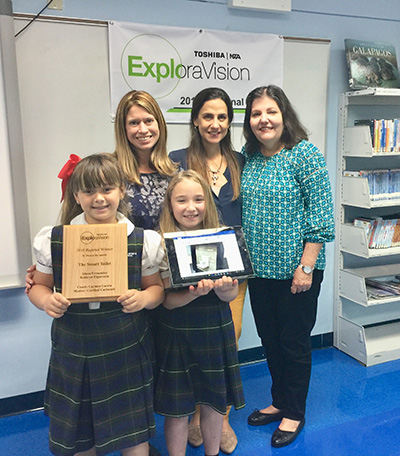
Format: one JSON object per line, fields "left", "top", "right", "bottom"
{"left": 248, "top": 270, "right": 323, "bottom": 421}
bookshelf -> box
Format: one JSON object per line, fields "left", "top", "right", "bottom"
{"left": 344, "top": 126, "right": 400, "bottom": 157}
{"left": 340, "top": 224, "right": 400, "bottom": 258}
{"left": 334, "top": 89, "right": 400, "bottom": 366}
{"left": 342, "top": 177, "right": 400, "bottom": 208}
{"left": 340, "top": 264, "right": 400, "bottom": 307}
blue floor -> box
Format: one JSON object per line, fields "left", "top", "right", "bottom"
{"left": 1, "top": 347, "right": 400, "bottom": 455}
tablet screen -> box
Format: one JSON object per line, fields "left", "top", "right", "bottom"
{"left": 163, "top": 226, "right": 254, "bottom": 288}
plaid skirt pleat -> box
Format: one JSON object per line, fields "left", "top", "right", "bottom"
{"left": 45, "top": 304, "right": 155, "bottom": 456}
{"left": 154, "top": 292, "right": 245, "bottom": 417}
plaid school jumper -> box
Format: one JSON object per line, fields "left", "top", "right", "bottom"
{"left": 46, "top": 225, "right": 155, "bottom": 456}
{"left": 154, "top": 291, "right": 245, "bottom": 417}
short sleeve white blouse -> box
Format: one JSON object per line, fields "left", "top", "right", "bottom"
{"left": 33, "top": 212, "right": 166, "bottom": 277}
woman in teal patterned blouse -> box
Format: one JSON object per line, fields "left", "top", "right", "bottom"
{"left": 241, "top": 85, "right": 334, "bottom": 448}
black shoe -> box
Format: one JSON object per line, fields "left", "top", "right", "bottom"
{"left": 271, "top": 418, "right": 305, "bottom": 448}
{"left": 247, "top": 409, "right": 284, "bottom": 426}
{"left": 149, "top": 443, "right": 161, "bottom": 456}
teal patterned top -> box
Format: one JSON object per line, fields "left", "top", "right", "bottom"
{"left": 240, "top": 140, "right": 335, "bottom": 280}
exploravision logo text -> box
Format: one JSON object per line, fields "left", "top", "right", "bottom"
{"left": 121, "top": 34, "right": 250, "bottom": 98}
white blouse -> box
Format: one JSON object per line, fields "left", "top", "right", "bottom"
{"left": 33, "top": 212, "right": 167, "bottom": 277}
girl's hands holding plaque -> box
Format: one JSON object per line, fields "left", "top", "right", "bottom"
{"left": 118, "top": 271, "right": 164, "bottom": 313}
{"left": 118, "top": 289, "right": 149, "bottom": 313}
{"left": 43, "top": 292, "right": 71, "bottom": 318}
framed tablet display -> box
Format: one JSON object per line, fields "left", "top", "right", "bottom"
{"left": 163, "top": 226, "right": 254, "bottom": 288}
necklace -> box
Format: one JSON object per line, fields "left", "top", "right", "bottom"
{"left": 207, "top": 155, "right": 223, "bottom": 185}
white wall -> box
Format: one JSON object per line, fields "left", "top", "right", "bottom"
{"left": 0, "top": 288, "right": 51, "bottom": 397}
{"left": 1, "top": 0, "right": 400, "bottom": 399}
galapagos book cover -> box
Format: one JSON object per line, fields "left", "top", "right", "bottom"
{"left": 345, "top": 39, "right": 400, "bottom": 90}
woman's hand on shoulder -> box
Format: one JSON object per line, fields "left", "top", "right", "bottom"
{"left": 25, "top": 264, "right": 37, "bottom": 295}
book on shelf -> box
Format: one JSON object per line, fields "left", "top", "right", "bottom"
{"left": 377, "top": 220, "right": 396, "bottom": 248}
{"left": 343, "top": 170, "right": 368, "bottom": 177}
{"left": 353, "top": 216, "right": 400, "bottom": 249}
{"left": 344, "top": 169, "right": 400, "bottom": 200}
{"left": 390, "top": 169, "right": 400, "bottom": 199}
{"left": 365, "top": 276, "right": 400, "bottom": 299}
{"left": 353, "top": 217, "right": 378, "bottom": 243}
{"left": 374, "top": 169, "right": 389, "bottom": 200}
{"left": 368, "top": 219, "right": 385, "bottom": 248}
{"left": 354, "top": 118, "right": 400, "bottom": 153}
{"left": 392, "top": 220, "right": 400, "bottom": 247}
{"left": 345, "top": 39, "right": 400, "bottom": 90}
{"left": 366, "top": 282, "right": 399, "bottom": 299}
{"left": 366, "top": 286, "right": 396, "bottom": 299}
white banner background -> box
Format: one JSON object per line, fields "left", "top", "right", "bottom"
{"left": 108, "top": 21, "right": 283, "bottom": 123}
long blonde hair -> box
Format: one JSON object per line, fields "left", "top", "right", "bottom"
{"left": 114, "top": 90, "right": 177, "bottom": 185}
{"left": 59, "top": 153, "right": 128, "bottom": 225}
{"left": 159, "top": 170, "right": 221, "bottom": 235}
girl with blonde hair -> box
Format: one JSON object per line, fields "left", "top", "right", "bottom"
{"left": 154, "top": 170, "right": 245, "bottom": 456}
{"left": 169, "top": 88, "right": 246, "bottom": 453}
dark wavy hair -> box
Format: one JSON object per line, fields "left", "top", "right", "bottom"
{"left": 187, "top": 87, "right": 241, "bottom": 199}
{"left": 243, "top": 85, "right": 308, "bottom": 155}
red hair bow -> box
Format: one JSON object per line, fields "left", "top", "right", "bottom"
{"left": 58, "top": 154, "right": 81, "bottom": 201}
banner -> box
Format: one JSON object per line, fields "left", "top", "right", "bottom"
{"left": 108, "top": 21, "right": 283, "bottom": 123}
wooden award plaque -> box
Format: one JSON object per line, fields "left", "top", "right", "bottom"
{"left": 62, "top": 223, "right": 128, "bottom": 303}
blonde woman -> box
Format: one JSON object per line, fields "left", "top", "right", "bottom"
{"left": 114, "top": 90, "right": 178, "bottom": 230}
